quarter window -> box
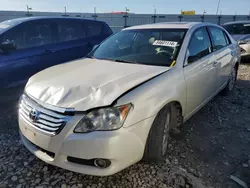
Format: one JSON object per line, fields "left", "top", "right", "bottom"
{"left": 188, "top": 27, "right": 212, "bottom": 62}
{"left": 209, "top": 27, "right": 228, "bottom": 51}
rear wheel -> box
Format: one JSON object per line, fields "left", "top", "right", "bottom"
{"left": 221, "top": 66, "right": 237, "bottom": 96}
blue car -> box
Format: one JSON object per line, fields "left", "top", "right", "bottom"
{"left": 0, "top": 17, "right": 112, "bottom": 88}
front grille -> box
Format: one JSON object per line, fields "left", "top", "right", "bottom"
{"left": 19, "top": 94, "right": 74, "bottom": 135}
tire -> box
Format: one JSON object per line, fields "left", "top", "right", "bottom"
{"left": 221, "top": 66, "right": 237, "bottom": 96}
{"left": 143, "top": 104, "right": 182, "bottom": 162}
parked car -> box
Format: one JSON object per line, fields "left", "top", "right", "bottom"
{"left": 223, "top": 21, "right": 250, "bottom": 61}
{"left": 0, "top": 17, "right": 112, "bottom": 88}
{"left": 19, "top": 22, "right": 240, "bottom": 176}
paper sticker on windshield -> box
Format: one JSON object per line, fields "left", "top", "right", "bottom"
{"left": 153, "top": 40, "right": 178, "bottom": 47}
{"left": 0, "top": 24, "right": 10, "bottom": 29}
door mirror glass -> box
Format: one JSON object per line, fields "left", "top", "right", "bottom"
{"left": 0, "top": 40, "right": 16, "bottom": 53}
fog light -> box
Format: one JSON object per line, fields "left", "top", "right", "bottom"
{"left": 94, "top": 159, "right": 111, "bottom": 169}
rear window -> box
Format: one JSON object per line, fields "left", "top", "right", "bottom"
{"left": 223, "top": 23, "right": 250, "bottom": 35}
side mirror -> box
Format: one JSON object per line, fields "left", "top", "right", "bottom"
{"left": 0, "top": 40, "right": 16, "bottom": 53}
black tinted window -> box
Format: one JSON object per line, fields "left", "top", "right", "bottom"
{"left": 209, "top": 27, "right": 228, "bottom": 51}
{"left": 0, "top": 25, "right": 24, "bottom": 49}
{"left": 102, "top": 23, "right": 113, "bottom": 35}
{"left": 57, "top": 20, "right": 87, "bottom": 42}
{"left": 223, "top": 23, "right": 250, "bottom": 35}
{"left": 188, "top": 27, "right": 212, "bottom": 61}
{"left": 0, "top": 21, "right": 53, "bottom": 49}
{"left": 86, "top": 22, "right": 103, "bottom": 37}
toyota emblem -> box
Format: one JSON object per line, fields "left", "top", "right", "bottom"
{"left": 29, "top": 109, "right": 39, "bottom": 122}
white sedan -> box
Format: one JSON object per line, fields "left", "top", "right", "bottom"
{"left": 18, "top": 22, "right": 241, "bottom": 176}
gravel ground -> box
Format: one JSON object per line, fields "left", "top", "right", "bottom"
{"left": 0, "top": 64, "right": 250, "bottom": 188}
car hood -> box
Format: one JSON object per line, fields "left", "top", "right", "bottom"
{"left": 25, "top": 58, "right": 170, "bottom": 111}
{"left": 231, "top": 34, "right": 250, "bottom": 41}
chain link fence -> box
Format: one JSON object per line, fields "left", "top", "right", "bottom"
{"left": 0, "top": 11, "right": 250, "bottom": 32}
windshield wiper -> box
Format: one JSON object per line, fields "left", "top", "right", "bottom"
{"left": 112, "top": 59, "right": 138, "bottom": 64}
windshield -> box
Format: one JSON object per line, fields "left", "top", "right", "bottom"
{"left": 223, "top": 23, "right": 250, "bottom": 35}
{"left": 89, "top": 29, "right": 187, "bottom": 67}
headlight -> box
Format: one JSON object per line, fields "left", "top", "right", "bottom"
{"left": 74, "top": 104, "right": 131, "bottom": 133}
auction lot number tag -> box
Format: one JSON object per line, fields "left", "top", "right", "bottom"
{"left": 153, "top": 40, "right": 178, "bottom": 47}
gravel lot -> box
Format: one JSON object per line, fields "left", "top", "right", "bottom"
{"left": 0, "top": 64, "right": 250, "bottom": 188}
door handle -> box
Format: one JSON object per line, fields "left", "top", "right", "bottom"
{"left": 44, "top": 49, "right": 54, "bottom": 53}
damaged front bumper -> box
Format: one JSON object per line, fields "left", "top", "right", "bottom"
{"left": 19, "top": 103, "right": 155, "bottom": 176}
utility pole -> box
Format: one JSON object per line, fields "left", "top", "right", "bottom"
{"left": 62, "top": 6, "right": 69, "bottom": 17}
{"left": 233, "top": 11, "right": 237, "bottom": 21}
{"left": 26, "top": 5, "right": 32, "bottom": 16}
{"left": 92, "top": 7, "right": 98, "bottom": 20}
{"left": 124, "top": 7, "right": 129, "bottom": 28}
{"left": 178, "top": 9, "right": 183, "bottom": 22}
{"left": 218, "top": 10, "right": 222, "bottom": 25}
{"left": 152, "top": 6, "right": 157, "bottom": 23}
{"left": 201, "top": 10, "right": 206, "bottom": 22}
{"left": 216, "top": 0, "right": 221, "bottom": 15}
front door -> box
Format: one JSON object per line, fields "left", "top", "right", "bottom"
{"left": 0, "top": 20, "right": 56, "bottom": 88}
{"left": 184, "top": 27, "right": 217, "bottom": 116}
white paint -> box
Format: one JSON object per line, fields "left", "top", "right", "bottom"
{"left": 25, "top": 58, "right": 170, "bottom": 111}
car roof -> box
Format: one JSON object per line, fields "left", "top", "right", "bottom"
{"left": 0, "top": 16, "right": 106, "bottom": 35}
{"left": 223, "top": 20, "right": 250, "bottom": 25}
{"left": 1, "top": 16, "right": 106, "bottom": 25}
{"left": 123, "top": 22, "right": 208, "bottom": 30}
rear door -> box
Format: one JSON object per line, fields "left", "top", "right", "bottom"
{"left": 208, "top": 26, "right": 234, "bottom": 90}
{"left": 184, "top": 27, "right": 218, "bottom": 116}
{"left": 50, "top": 19, "right": 90, "bottom": 63}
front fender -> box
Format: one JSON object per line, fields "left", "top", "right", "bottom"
{"left": 116, "top": 67, "right": 186, "bottom": 128}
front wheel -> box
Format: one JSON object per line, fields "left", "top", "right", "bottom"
{"left": 221, "top": 66, "right": 237, "bottom": 96}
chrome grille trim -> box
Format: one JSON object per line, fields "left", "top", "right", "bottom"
{"left": 19, "top": 94, "right": 74, "bottom": 136}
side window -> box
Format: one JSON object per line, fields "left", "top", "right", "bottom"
{"left": 24, "top": 21, "right": 53, "bottom": 48}
{"left": 223, "top": 32, "right": 231, "bottom": 45}
{"left": 57, "top": 20, "right": 87, "bottom": 42}
{"left": 0, "top": 26, "right": 25, "bottom": 49}
{"left": 86, "top": 22, "right": 103, "bottom": 37}
{"left": 188, "top": 27, "right": 212, "bottom": 63}
{"left": 0, "top": 21, "right": 54, "bottom": 50}
{"left": 209, "top": 27, "right": 228, "bottom": 51}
